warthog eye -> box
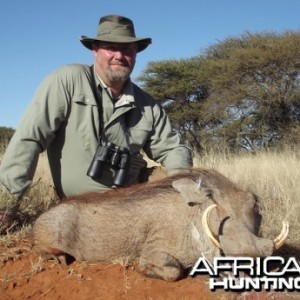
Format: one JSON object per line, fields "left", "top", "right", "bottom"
{"left": 188, "top": 202, "right": 201, "bottom": 207}
{"left": 205, "top": 189, "right": 214, "bottom": 199}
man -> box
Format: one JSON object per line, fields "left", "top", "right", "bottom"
{"left": 0, "top": 15, "right": 193, "bottom": 231}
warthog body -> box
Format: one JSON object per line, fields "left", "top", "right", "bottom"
{"left": 33, "top": 169, "right": 278, "bottom": 281}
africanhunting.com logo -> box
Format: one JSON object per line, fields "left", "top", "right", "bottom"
{"left": 190, "top": 256, "right": 300, "bottom": 292}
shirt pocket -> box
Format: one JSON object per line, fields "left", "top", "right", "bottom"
{"left": 70, "top": 94, "right": 100, "bottom": 150}
{"left": 128, "top": 123, "right": 152, "bottom": 153}
{"left": 73, "top": 94, "right": 98, "bottom": 106}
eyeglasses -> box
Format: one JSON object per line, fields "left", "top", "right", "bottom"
{"left": 97, "top": 43, "right": 138, "bottom": 55}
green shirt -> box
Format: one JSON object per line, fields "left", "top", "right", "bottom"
{"left": 0, "top": 64, "right": 192, "bottom": 204}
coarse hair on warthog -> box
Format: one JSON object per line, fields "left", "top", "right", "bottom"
{"left": 32, "top": 168, "right": 288, "bottom": 281}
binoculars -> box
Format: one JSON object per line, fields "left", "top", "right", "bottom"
{"left": 87, "top": 142, "right": 131, "bottom": 186}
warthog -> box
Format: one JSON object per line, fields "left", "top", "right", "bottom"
{"left": 33, "top": 168, "right": 288, "bottom": 281}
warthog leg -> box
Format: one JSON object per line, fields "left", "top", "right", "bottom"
{"left": 137, "top": 251, "right": 184, "bottom": 281}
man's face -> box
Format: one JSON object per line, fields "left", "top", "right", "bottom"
{"left": 93, "top": 42, "right": 137, "bottom": 86}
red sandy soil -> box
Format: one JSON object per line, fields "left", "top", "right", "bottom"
{"left": 0, "top": 236, "right": 297, "bottom": 300}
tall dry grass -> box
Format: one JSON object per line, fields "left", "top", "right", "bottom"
{"left": 21, "top": 153, "right": 60, "bottom": 221}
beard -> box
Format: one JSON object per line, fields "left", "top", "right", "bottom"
{"left": 105, "top": 64, "right": 133, "bottom": 83}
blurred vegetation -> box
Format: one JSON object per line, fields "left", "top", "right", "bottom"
{"left": 137, "top": 31, "right": 300, "bottom": 154}
{"left": 0, "top": 127, "right": 14, "bottom": 156}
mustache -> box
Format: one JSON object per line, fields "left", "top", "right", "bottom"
{"left": 109, "top": 60, "right": 129, "bottom": 67}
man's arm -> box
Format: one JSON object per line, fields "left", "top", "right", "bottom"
{"left": 0, "top": 70, "right": 69, "bottom": 211}
{"left": 143, "top": 103, "right": 193, "bottom": 175}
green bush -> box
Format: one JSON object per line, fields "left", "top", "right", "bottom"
{"left": 0, "top": 127, "right": 15, "bottom": 156}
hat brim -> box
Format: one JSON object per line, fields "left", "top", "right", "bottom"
{"left": 80, "top": 35, "right": 152, "bottom": 52}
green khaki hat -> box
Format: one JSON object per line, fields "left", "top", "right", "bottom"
{"left": 80, "top": 15, "right": 152, "bottom": 53}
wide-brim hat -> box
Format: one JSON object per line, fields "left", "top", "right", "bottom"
{"left": 80, "top": 15, "right": 152, "bottom": 53}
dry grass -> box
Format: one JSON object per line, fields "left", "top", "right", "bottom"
{"left": 17, "top": 153, "right": 60, "bottom": 224}
{"left": 0, "top": 225, "right": 32, "bottom": 266}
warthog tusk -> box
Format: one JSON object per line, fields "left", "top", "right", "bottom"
{"left": 202, "top": 204, "right": 221, "bottom": 249}
{"left": 273, "top": 220, "right": 289, "bottom": 250}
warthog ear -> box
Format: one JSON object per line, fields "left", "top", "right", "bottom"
{"left": 172, "top": 178, "right": 211, "bottom": 205}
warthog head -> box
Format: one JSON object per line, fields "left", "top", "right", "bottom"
{"left": 172, "top": 169, "right": 288, "bottom": 258}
